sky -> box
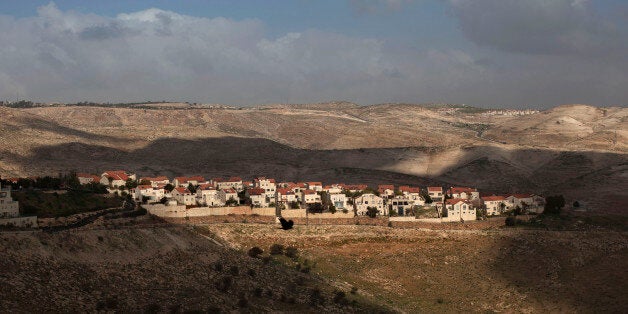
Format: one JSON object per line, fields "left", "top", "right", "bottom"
{"left": 0, "top": 1, "right": 626, "bottom": 108}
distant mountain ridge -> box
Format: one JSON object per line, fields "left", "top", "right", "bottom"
{"left": 0, "top": 102, "right": 625, "bottom": 212}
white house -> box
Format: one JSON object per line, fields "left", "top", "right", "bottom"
{"left": 276, "top": 188, "right": 298, "bottom": 207}
{"left": 427, "top": 186, "right": 443, "bottom": 202}
{"left": 214, "top": 177, "right": 244, "bottom": 191}
{"left": 447, "top": 187, "right": 480, "bottom": 200}
{"left": 173, "top": 176, "right": 205, "bottom": 187}
{"left": 220, "top": 188, "right": 239, "bottom": 205}
{"left": 389, "top": 195, "right": 414, "bottom": 216}
{"left": 323, "top": 184, "right": 343, "bottom": 194}
{"left": 301, "top": 189, "right": 322, "bottom": 207}
{"left": 135, "top": 185, "right": 165, "bottom": 203}
{"left": 443, "top": 199, "right": 476, "bottom": 222}
{"left": 355, "top": 193, "right": 386, "bottom": 216}
{"left": 399, "top": 186, "right": 424, "bottom": 206}
{"left": 100, "top": 170, "right": 135, "bottom": 188}
{"left": 0, "top": 183, "right": 20, "bottom": 218}
{"left": 140, "top": 176, "right": 170, "bottom": 187}
{"left": 306, "top": 182, "right": 323, "bottom": 192}
{"left": 378, "top": 185, "right": 395, "bottom": 198}
{"left": 172, "top": 187, "right": 196, "bottom": 206}
{"left": 254, "top": 177, "right": 276, "bottom": 202}
{"left": 327, "top": 193, "right": 348, "bottom": 210}
{"left": 0, "top": 183, "right": 37, "bottom": 228}
{"left": 482, "top": 195, "right": 506, "bottom": 216}
{"left": 246, "top": 188, "right": 268, "bottom": 207}
{"left": 196, "top": 184, "right": 224, "bottom": 206}
{"left": 77, "top": 173, "right": 100, "bottom": 185}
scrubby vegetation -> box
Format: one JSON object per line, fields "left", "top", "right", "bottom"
{"left": 13, "top": 190, "right": 122, "bottom": 217}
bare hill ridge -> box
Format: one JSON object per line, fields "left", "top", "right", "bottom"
{"left": 0, "top": 103, "right": 626, "bottom": 211}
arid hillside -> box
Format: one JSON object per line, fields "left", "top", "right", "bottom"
{"left": 0, "top": 103, "right": 626, "bottom": 212}
{"left": 0, "top": 224, "right": 387, "bottom": 312}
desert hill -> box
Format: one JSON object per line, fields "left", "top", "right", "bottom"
{"left": 0, "top": 103, "right": 626, "bottom": 212}
{"left": 0, "top": 225, "right": 386, "bottom": 312}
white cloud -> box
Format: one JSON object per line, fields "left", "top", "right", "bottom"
{"left": 0, "top": 2, "right": 625, "bottom": 108}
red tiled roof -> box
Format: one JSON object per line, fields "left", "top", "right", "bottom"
{"left": 198, "top": 184, "right": 215, "bottom": 190}
{"left": 104, "top": 171, "right": 129, "bottom": 181}
{"left": 141, "top": 176, "right": 169, "bottom": 182}
{"left": 507, "top": 194, "right": 534, "bottom": 199}
{"left": 174, "top": 187, "right": 191, "bottom": 194}
{"left": 248, "top": 188, "right": 266, "bottom": 195}
{"left": 482, "top": 195, "right": 506, "bottom": 201}
{"left": 212, "top": 177, "right": 224, "bottom": 182}
{"left": 307, "top": 182, "right": 322, "bottom": 186}
{"left": 446, "top": 198, "right": 470, "bottom": 205}
{"left": 227, "top": 177, "right": 242, "bottom": 182}
{"left": 399, "top": 186, "right": 421, "bottom": 193}
{"left": 448, "top": 187, "right": 477, "bottom": 194}
{"left": 378, "top": 185, "right": 394, "bottom": 191}
{"left": 427, "top": 186, "right": 442, "bottom": 192}
{"left": 277, "top": 188, "right": 294, "bottom": 195}
{"left": 302, "top": 189, "right": 318, "bottom": 195}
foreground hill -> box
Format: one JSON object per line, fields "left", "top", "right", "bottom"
{"left": 0, "top": 224, "right": 385, "bottom": 312}
{"left": 0, "top": 103, "right": 626, "bottom": 212}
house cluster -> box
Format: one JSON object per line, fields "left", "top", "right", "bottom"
{"left": 76, "top": 170, "right": 545, "bottom": 220}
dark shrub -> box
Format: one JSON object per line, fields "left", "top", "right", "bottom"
{"left": 248, "top": 246, "right": 263, "bottom": 258}
{"left": 229, "top": 266, "right": 239, "bottom": 276}
{"left": 270, "top": 244, "right": 284, "bottom": 255}
{"left": 333, "top": 290, "right": 348, "bottom": 305}
{"left": 215, "top": 276, "right": 232, "bottom": 292}
{"left": 505, "top": 216, "right": 516, "bottom": 227}
{"left": 285, "top": 246, "right": 298, "bottom": 259}
{"left": 212, "top": 261, "right": 223, "bottom": 272}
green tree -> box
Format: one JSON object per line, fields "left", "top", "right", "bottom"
{"left": 307, "top": 203, "right": 324, "bottom": 214}
{"left": 125, "top": 178, "right": 137, "bottom": 190}
{"left": 164, "top": 183, "right": 174, "bottom": 192}
{"left": 289, "top": 201, "right": 300, "bottom": 209}
{"left": 225, "top": 197, "right": 238, "bottom": 206}
{"left": 421, "top": 191, "right": 433, "bottom": 204}
{"left": 187, "top": 183, "right": 197, "bottom": 194}
{"left": 366, "top": 206, "right": 379, "bottom": 218}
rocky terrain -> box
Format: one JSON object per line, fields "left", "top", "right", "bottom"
{"left": 0, "top": 102, "right": 626, "bottom": 212}
{"left": 0, "top": 222, "right": 387, "bottom": 313}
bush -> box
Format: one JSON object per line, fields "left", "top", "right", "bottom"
{"left": 270, "top": 244, "right": 284, "bottom": 255}
{"left": 215, "top": 276, "right": 232, "bottom": 292}
{"left": 505, "top": 216, "right": 516, "bottom": 227}
{"left": 285, "top": 246, "right": 298, "bottom": 259}
{"left": 350, "top": 286, "right": 358, "bottom": 294}
{"left": 248, "top": 247, "right": 263, "bottom": 258}
{"left": 333, "top": 290, "right": 348, "bottom": 305}
{"left": 309, "top": 288, "right": 325, "bottom": 306}
{"left": 229, "top": 266, "right": 239, "bottom": 276}
{"left": 211, "top": 262, "right": 223, "bottom": 272}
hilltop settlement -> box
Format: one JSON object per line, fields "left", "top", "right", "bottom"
{"left": 0, "top": 169, "right": 550, "bottom": 226}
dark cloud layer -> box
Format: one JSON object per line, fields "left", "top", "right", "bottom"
{"left": 0, "top": 2, "right": 625, "bottom": 108}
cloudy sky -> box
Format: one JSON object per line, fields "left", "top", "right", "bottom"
{"left": 0, "top": 0, "right": 626, "bottom": 108}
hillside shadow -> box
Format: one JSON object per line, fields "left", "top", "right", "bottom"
{"left": 487, "top": 229, "right": 628, "bottom": 312}
{"left": 15, "top": 114, "right": 133, "bottom": 144}
{"left": 6, "top": 136, "right": 626, "bottom": 198}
